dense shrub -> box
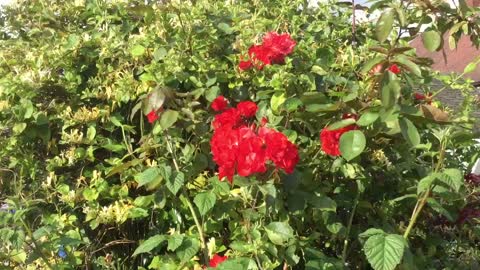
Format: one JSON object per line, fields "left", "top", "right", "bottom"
{"left": 1, "top": 0, "right": 479, "bottom": 269}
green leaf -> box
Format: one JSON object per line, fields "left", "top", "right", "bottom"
{"left": 132, "top": 235, "right": 166, "bottom": 256}
{"left": 375, "top": 9, "right": 395, "bottom": 42}
{"left": 87, "top": 126, "right": 96, "bottom": 141}
{"left": 309, "top": 194, "right": 337, "bottom": 212}
{"left": 361, "top": 56, "right": 384, "bottom": 74}
{"left": 464, "top": 61, "right": 477, "bottom": 74}
{"left": 217, "top": 22, "right": 233, "bottom": 34}
{"left": 215, "top": 258, "right": 253, "bottom": 270}
{"left": 422, "top": 31, "right": 441, "bottom": 52}
{"left": 357, "top": 111, "right": 379, "bottom": 126}
{"left": 160, "top": 109, "right": 179, "bottom": 130}
{"left": 265, "top": 222, "right": 294, "bottom": 246}
{"left": 193, "top": 192, "right": 216, "bottom": 216}
{"left": 381, "top": 80, "right": 401, "bottom": 109}
{"left": 153, "top": 47, "right": 167, "bottom": 61}
{"left": 271, "top": 92, "right": 286, "bottom": 112}
{"left": 167, "top": 234, "right": 184, "bottom": 251}
{"left": 13, "top": 123, "right": 27, "bottom": 134}
{"left": 135, "top": 167, "right": 162, "bottom": 188}
{"left": 176, "top": 237, "right": 200, "bottom": 262}
{"left": 393, "top": 55, "right": 422, "bottom": 77}
{"left": 166, "top": 171, "right": 184, "bottom": 195}
{"left": 131, "top": 45, "right": 146, "bottom": 57}
{"left": 327, "top": 118, "right": 356, "bottom": 130}
{"left": 399, "top": 118, "right": 420, "bottom": 147}
{"left": 363, "top": 233, "right": 406, "bottom": 270}
{"left": 417, "top": 173, "right": 438, "bottom": 194}
{"left": 426, "top": 198, "right": 454, "bottom": 221}
{"left": 437, "top": 168, "right": 463, "bottom": 192}
{"left": 339, "top": 130, "right": 366, "bottom": 161}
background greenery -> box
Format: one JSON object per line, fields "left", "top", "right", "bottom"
{"left": 0, "top": 0, "right": 479, "bottom": 269}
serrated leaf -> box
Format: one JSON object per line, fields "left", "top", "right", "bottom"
{"left": 417, "top": 173, "right": 438, "bottom": 194}
{"left": 339, "top": 130, "right": 366, "bottom": 161}
{"left": 437, "top": 168, "right": 463, "bottom": 192}
{"left": 426, "top": 198, "right": 454, "bottom": 221}
{"left": 363, "top": 233, "right": 406, "bottom": 270}
{"left": 167, "top": 234, "right": 184, "bottom": 251}
{"left": 176, "top": 237, "right": 200, "bottom": 262}
{"left": 265, "top": 222, "right": 294, "bottom": 246}
{"left": 422, "top": 31, "right": 441, "bottom": 52}
{"left": 193, "top": 192, "right": 216, "bottom": 216}
{"left": 375, "top": 9, "right": 395, "bottom": 42}
{"left": 135, "top": 167, "right": 162, "bottom": 188}
{"left": 166, "top": 171, "right": 184, "bottom": 195}
{"left": 132, "top": 235, "right": 166, "bottom": 256}
{"left": 399, "top": 118, "right": 420, "bottom": 147}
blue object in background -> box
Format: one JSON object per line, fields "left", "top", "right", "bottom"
{"left": 58, "top": 246, "right": 67, "bottom": 259}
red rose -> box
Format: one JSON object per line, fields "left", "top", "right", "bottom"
{"left": 262, "top": 32, "right": 296, "bottom": 59}
{"left": 239, "top": 60, "right": 253, "bottom": 71}
{"left": 260, "top": 127, "right": 299, "bottom": 174}
{"left": 236, "top": 135, "right": 267, "bottom": 177}
{"left": 209, "top": 254, "right": 228, "bottom": 268}
{"left": 147, "top": 109, "right": 159, "bottom": 123}
{"left": 212, "top": 108, "right": 243, "bottom": 130}
{"left": 248, "top": 44, "right": 273, "bottom": 69}
{"left": 320, "top": 125, "right": 358, "bottom": 156}
{"left": 211, "top": 96, "right": 229, "bottom": 112}
{"left": 237, "top": 101, "right": 258, "bottom": 118}
{"left": 240, "top": 32, "right": 296, "bottom": 71}
{"left": 388, "top": 64, "right": 401, "bottom": 74}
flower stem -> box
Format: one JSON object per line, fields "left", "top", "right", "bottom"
{"left": 165, "top": 134, "right": 208, "bottom": 263}
{"left": 342, "top": 187, "right": 360, "bottom": 265}
{"left": 403, "top": 141, "right": 446, "bottom": 239}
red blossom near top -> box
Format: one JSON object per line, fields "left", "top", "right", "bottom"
{"left": 147, "top": 109, "right": 160, "bottom": 123}
{"left": 320, "top": 124, "right": 358, "bottom": 156}
{"left": 262, "top": 32, "right": 296, "bottom": 58}
{"left": 209, "top": 254, "right": 228, "bottom": 268}
{"left": 237, "top": 101, "right": 258, "bottom": 118}
{"left": 388, "top": 64, "right": 401, "bottom": 74}
{"left": 211, "top": 96, "right": 229, "bottom": 112}
{"left": 239, "top": 32, "right": 296, "bottom": 71}
{"left": 465, "top": 173, "right": 480, "bottom": 186}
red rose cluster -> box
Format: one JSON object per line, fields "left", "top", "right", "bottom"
{"left": 210, "top": 96, "right": 299, "bottom": 183}
{"left": 388, "top": 64, "right": 401, "bottom": 74}
{"left": 239, "top": 32, "right": 296, "bottom": 71}
{"left": 320, "top": 114, "right": 358, "bottom": 156}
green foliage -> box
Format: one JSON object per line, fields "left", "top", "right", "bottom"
{"left": 0, "top": 0, "right": 479, "bottom": 269}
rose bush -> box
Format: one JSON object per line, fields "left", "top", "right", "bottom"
{"left": 1, "top": 0, "right": 480, "bottom": 269}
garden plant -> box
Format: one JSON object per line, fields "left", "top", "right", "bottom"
{"left": 1, "top": 0, "right": 480, "bottom": 269}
